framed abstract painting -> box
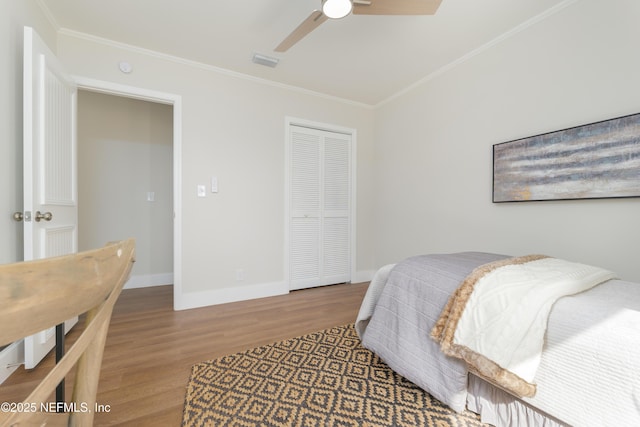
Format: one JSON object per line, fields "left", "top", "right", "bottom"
{"left": 493, "top": 112, "right": 640, "bottom": 202}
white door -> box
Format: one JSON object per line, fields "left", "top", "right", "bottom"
{"left": 288, "top": 125, "right": 351, "bottom": 290}
{"left": 22, "top": 27, "right": 78, "bottom": 368}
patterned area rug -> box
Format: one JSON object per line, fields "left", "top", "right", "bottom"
{"left": 182, "top": 324, "right": 485, "bottom": 426}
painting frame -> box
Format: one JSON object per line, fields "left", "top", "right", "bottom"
{"left": 492, "top": 112, "right": 640, "bottom": 203}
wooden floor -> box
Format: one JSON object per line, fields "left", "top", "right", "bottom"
{"left": 0, "top": 282, "right": 369, "bottom": 426}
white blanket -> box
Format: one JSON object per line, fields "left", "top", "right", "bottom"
{"left": 432, "top": 256, "right": 616, "bottom": 397}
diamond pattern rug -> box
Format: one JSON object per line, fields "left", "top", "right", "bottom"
{"left": 182, "top": 324, "right": 485, "bottom": 426}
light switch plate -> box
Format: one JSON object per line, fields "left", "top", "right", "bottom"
{"left": 197, "top": 185, "right": 206, "bottom": 197}
{"left": 211, "top": 176, "right": 218, "bottom": 193}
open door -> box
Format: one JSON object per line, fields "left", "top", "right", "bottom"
{"left": 22, "top": 26, "right": 78, "bottom": 368}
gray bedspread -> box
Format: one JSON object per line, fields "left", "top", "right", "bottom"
{"left": 358, "top": 252, "right": 508, "bottom": 412}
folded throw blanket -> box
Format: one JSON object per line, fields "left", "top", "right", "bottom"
{"left": 431, "top": 255, "right": 616, "bottom": 398}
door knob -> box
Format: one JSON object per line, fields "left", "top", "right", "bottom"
{"left": 34, "top": 211, "right": 53, "bottom": 222}
{"left": 13, "top": 212, "right": 23, "bottom": 222}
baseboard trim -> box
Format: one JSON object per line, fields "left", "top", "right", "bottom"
{"left": 173, "top": 271, "right": 377, "bottom": 311}
{"left": 0, "top": 341, "right": 24, "bottom": 385}
{"left": 174, "top": 281, "right": 288, "bottom": 311}
{"left": 125, "top": 273, "right": 174, "bottom": 289}
{"left": 353, "top": 269, "right": 376, "bottom": 283}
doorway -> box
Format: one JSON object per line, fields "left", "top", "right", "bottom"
{"left": 77, "top": 90, "right": 173, "bottom": 288}
{"left": 75, "top": 77, "right": 183, "bottom": 309}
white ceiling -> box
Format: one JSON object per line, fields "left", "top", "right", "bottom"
{"left": 40, "top": 0, "right": 571, "bottom": 106}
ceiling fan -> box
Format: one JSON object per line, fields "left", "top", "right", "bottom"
{"left": 275, "top": 0, "right": 443, "bottom": 52}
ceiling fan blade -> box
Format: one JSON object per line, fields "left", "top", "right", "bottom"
{"left": 275, "top": 10, "right": 328, "bottom": 52}
{"left": 353, "top": 0, "right": 442, "bottom": 15}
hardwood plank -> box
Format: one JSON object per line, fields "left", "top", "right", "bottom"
{"left": 0, "top": 282, "right": 369, "bottom": 426}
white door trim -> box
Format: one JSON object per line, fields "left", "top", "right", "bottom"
{"left": 284, "top": 116, "right": 357, "bottom": 290}
{"left": 73, "top": 76, "right": 183, "bottom": 310}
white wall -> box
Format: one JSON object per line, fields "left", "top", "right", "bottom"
{"left": 373, "top": 0, "right": 640, "bottom": 281}
{"left": 77, "top": 90, "right": 174, "bottom": 287}
{"left": 56, "top": 32, "right": 376, "bottom": 308}
{"left": 0, "top": 0, "right": 57, "bottom": 264}
{"left": 5, "top": 0, "right": 639, "bottom": 311}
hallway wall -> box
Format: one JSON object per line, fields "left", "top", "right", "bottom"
{"left": 78, "top": 90, "right": 174, "bottom": 286}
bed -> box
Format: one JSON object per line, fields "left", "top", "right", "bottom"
{"left": 355, "top": 252, "right": 640, "bottom": 427}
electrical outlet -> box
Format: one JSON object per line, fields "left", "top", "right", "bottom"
{"left": 236, "top": 269, "right": 244, "bottom": 281}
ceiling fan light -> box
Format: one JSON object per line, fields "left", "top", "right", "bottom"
{"left": 322, "top": 0, "right": 352, "bottom": 19}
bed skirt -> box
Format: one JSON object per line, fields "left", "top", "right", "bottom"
{"left": 467, "top": 374, "right": 568, "bottom": 427}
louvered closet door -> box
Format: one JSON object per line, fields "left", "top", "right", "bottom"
{"left": 289, "top": 125, "right": 351, "bottom": 290}
{"left": 290, "top": 129, "right": 321, "bottom": 288}
{"left": 322, "top": 134, "right": 350, "bottom": 284}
